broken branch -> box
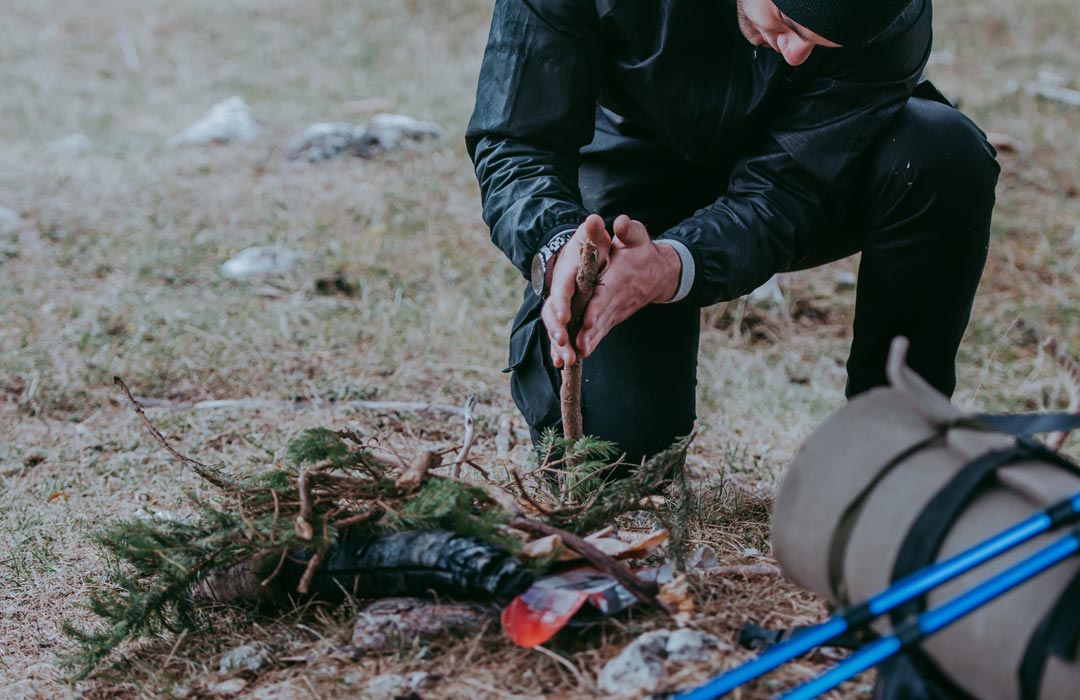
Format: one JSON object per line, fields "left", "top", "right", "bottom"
{"left": 396, "top": 450, "right": 441, "bottom": 492}
{"left": 297, "top": 550, "right": 323, "bottom": 595}
{"left": 510, "top": 516, "right": 659, "bottom": 608}
{"left": 113, "top": 376, "right": 231, "bottom": 490}
{"left": 452, "top": 393, "right": 477, "bottom": 478}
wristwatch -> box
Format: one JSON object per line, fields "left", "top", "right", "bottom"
{"left": 530, "top": 229, "right": 575, "bottom": 298}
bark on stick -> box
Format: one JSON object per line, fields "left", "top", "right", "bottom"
{"left": 560, "top": 239, "right": 600, "bottom": 443}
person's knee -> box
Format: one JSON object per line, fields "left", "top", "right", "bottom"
{"left": 866, "top": 98, "right": 1000, "bottom": 231}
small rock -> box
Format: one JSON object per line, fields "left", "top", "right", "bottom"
{"left": 0, "top": 206, "right": 21, "bottom": 235}
{"left": 287, "top": 113, "right": 442, "bottom": 163}
{"left": 48, "top": 133, "right": 93, "bottom": 156}
{"left": 221, "top": 246, "right": 301, "bottom": 279}
{"left": 218, "top": 643, "right": 271, "bottom": 675}
{"left": 1036, "top": 69, "right": 1068, "bottom": 88}
{"left": 351, "top": 597, "right": 493, "bottom": 652}
{"left": 367, "top": 113, "right": 443, "bottom": 149}
{"left": 364, "top": 672, "right": 430, "bottom": 700}
{"left": 834, "top": 270, "right": 857, "bottom": 288}
{"left": 206, "top": 678, "right": 248, "bottom": 695}
{"left": 286, "top": 122, "right": 375, "bottom": 162}
{"left": 167, "top": 96, "right": 259, "bottom": 147}
{"left": 686, "top": 544, "right": 720, "bottom": 573}
{"left": 597, "top": 629, "right": 729, "bottom": 697}
{"left": 598, "top": 632, "right": 668, "bottom": 696}
{"left": 747, "top": 274, "right": 785, "bottom": 305}
{"left": 1029, "top": 83, "right": 1080, "bottom": 108}
{"left": 248, "top": 681, "right": 308, "bottom": 700}
{"left": 665, "top": 628, "right": 726, "bottom": 663}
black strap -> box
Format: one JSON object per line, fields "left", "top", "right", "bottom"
{"left": 737, "top": 622, "right": 872, "bottom": 651}
{"left": 889, "top": 444, "right": 1031, "bottom": 624}
{"left": 966, "top": 412, "right": 1080, "bottom": 437}
{"left": 1018, "top": 566, "right": 1080, "bottom": 700}
{"left": 889, "top": 439, "right": 1080, "bottom": 626}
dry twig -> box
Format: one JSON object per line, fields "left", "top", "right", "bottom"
{"left": 452, "top": 393, "right": 478, "bottom": 478}
{"left": 496, "top": 414, "right": 513, "bottom": 456}
{"left": 297, "top": 550, "right": 323, "bottom": 595}
{"left": 510, "top": 516, "right": 659, "bottom": 607}
{"left": 396, "top": 450, "right": 441, "bottom": 492}
{"left": 113, "top": 376, "right": 230, "bottom": 489}
{"left": 330, "top": 507, "right": 385, "bottom": 530}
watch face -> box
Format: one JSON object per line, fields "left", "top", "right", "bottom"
{"left": 531, "top": 253, "right": 545, "bottom": 296}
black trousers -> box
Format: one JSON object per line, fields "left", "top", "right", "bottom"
{"left": 507, "top": 93, "right": 1000, "bottom": 461}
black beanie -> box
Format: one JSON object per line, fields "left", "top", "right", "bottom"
{"left": 771, "top": 0, "right": 914, "bottom": 46}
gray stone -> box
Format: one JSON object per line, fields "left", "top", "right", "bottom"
{"left": 286, "top": 122, "right": 376, "bottom": 162}
{"left": 218, "top": 643, "right": 271, "bottom": 675}
{"left": 206, "top": 678, "right": 248, "bottom": 695}
{"left": 220, "top": 246, "right": 301, "bottom": 279}
{"left": 351, "top": 597, "right": 493, "bottom": 652}
{"left": 366, "top": 113, "right": 443, "bottom": 150}
{"left": 286, "top": 113, "right": 442, "bottom": 164}
{"left": 665, "top": 628, "right": 726, "bottom": 663}
{"left": 597, "top": 631, "right": 668, "bottom": 697}
{"left": 597, "top": 629, "right": 729, "bottom": 697}
{"left": 167, "top": 96, "right": 259, "bottom": 147}
{"left": 363, "top": 672, "right": 430, "bottom": 700}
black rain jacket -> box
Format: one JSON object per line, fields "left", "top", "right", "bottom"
{"left": 465, "top": 0, "right": 932, "bottom": 306}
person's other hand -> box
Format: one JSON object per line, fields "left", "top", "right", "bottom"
{"left": 541, "top": 214, "right": 611, "bottom": 368}
{"left": 576, "top": 215, "right": 680, "bottom": 358}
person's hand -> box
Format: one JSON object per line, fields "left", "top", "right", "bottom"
{"left": 576, "top": 215, "right": 680, "bottom": 358}
{"left": 541, "top": 214, "right": 612, "bottom": 368}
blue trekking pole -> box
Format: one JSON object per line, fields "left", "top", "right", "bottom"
{"left": 779, "top": 522, "right": 1080, "bottom": 700}
{"left": 673, "top": 491, "right": 1080, "bottom": 700}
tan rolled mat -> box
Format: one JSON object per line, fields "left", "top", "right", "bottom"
{"left": 772, "top": 338, "right": 1080, "bottom": 700}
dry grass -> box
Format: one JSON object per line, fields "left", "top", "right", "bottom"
{"left": 1, "top": 0, "right": 1079, "bottom": 698}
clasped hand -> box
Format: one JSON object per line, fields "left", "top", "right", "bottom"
{"left": 541, "top": 213, "right": 681, "bottom": 368}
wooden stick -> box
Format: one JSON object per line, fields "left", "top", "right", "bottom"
{"left": 295, "top": 466, "right": 316, "bottom": 541}
{"left": 510, "top": 516, "right": 659, "bottom": 607}
{"left": 113, "top": 376, "right": 231, "bottom": 490}
{"left": 452, "top": 394, "right": 477, "bottom": 478}
{"left": 330, "top": 507, "right": 385, "bottom": 530}
{"left": 396, "top": 450, "right": 441, "bottom": 492}
{"left": 560, "top": 239, "right": 600, "bottom": 443}
{"left": 296, "top": 550, "right": 323, "bottom": 595}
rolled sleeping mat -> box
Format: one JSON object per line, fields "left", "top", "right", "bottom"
{"left": 772, "top": 337, "right": 1080, "bottom": 700}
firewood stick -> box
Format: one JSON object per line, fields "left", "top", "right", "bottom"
{"left": 560, "top": 239, "right": 600, "bottom": 444}
{"left": 511, "top": 516, "right": 660, "bottom": 608}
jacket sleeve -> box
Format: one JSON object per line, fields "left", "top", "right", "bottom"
{"left": 465, "top": 0, "right": 602, "bottom": 278}
{"left": 657, "top": 0, "right": 933, "bottom": 306}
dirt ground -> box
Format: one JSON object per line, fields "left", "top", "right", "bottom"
{"left": 2, "top": 0, "right": 1079, "bottom": 698}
